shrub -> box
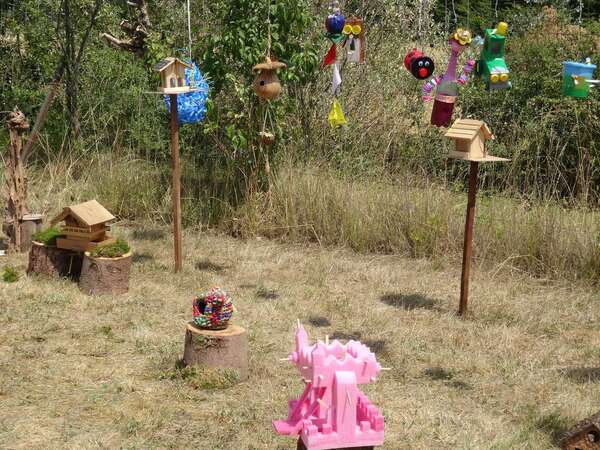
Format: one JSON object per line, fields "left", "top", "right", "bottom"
{"left": 32, "top": 227, "right": 62, "bottom": 246}
{"left": 89, "top": 238, "right": 130, "bottom": 258}
{"left": 2, "top": 265, "right": 19, "bottom": 283}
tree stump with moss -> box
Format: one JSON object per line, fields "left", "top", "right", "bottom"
{"left": 27, "top": 241, "right": 82, "bottom": 278}
{"left": 79, "top": 251, "right": 132, "bottom": 296}
{"left": 183, "top": 323, "right": 248, "bottom": 381}
{"left": 296, "top": 439, "right": 374, "bottom": 450}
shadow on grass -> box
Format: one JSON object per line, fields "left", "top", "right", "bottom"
{"left": 195, "top": 259, "right": 228, "bottom": 273}
{"left": 422, "top": 367, "right": 472, "bottom": 390}
{"left": 308, "top": 316, "right": 331, "bottom": 327}
{"left": 560, "top": 367, "right": 600, "bottom": 383}
{"left": 132, "top": 228, "right": 165, "bottom": 241}
{"left": 255, "top": 286, "right": 279, "bottom": 300}
{"left": 380, "top": 292, "right": 438, "bottom": 310}
{"left": 132, "top": 252, "right": 154, "bottom": 264}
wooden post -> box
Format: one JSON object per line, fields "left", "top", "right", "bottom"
{"left": 459, "top": 161, "right": 479, "bottom": 316}
{"left": 170, "top": 94, "right": 183, "bottom": 272}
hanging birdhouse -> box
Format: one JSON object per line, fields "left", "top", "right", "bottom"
{"left": 476, "top": 22, "right": 511, "bottom": 90}
{"left": 154, "top": 57, "right": 194, "bottom": 94}
{"left": 252, "top": 57, "right": 287, "bottom": 101}
{"left": 562, "top": 59, "right": 598, "bottom": 98}
{"left": 404, "top": 48, "right": 435, "bottom": 79}
{"left": 344, "top": 17, "right": 366, "bottom": 63}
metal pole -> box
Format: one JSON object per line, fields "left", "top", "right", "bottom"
{"left": 459, "top": 161, "right": 479, "bottom": 316}
{"left": 170, "top": 94, "right": 183, "bottom": 273}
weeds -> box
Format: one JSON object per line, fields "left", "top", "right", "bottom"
{"left": 2, "top": 265, "right": 19, "bottom": 283}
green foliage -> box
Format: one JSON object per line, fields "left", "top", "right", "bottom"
{"left": 2, "top": 265, "right": 19, "bottom": 283}
{"left": 89, "top": 238, "right": 130, "bottom": 258}
{"left": 33, "top": 227, "right": 62, "bottom": 246}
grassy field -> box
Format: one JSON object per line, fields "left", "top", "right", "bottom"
{"left": 1, "top": 227, "right": 600, "bottom": 449}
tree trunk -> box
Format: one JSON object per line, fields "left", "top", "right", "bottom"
{"left": 64, "top": 0, "right": 80, "bottom": 142}
{"left": 2, "top": 108, "right": 29, "bottom": 252}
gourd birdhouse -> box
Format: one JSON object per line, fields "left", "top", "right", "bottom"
{"left": 445, "top": 119, "right": 508, "bottom": 162}
{"left": 252, "top": 57, "right": 287, "bottom": 101}
{"left": 50, "top": 200, "right": 115, "bottom": 252}
{"left": 560, "top": 411, "right": 600, "bottom": 450}
{"left": 154, "top": 57, "right": 194, "bottom": 94}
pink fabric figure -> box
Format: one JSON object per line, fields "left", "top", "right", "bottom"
{"left": 273, "top": 323, "right": 385, "bottom": 450}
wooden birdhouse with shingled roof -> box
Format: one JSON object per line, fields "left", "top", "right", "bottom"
{"left": 445, "top": 119, "right": 509, "bottom": 162}
{"left": 154, "top": 57, "right": 193, "bottom": 94}
{"left": 51, "top": 200, "right": 115, "bottom": 252}
{"left": 560, "top": 411, "right": 600, "bottom": 450}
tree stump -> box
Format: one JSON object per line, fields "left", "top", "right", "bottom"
{"left": 183, "top": 323, "right": 248, "bottom": 381}
{"left": 79, "top": 251, "right": 132, "bottom": 296}
{"left": 296, "top": 438, "right": 374, "bottom": 450}
{"left": 27, "top": 241, "right": 82, "bottom": 279}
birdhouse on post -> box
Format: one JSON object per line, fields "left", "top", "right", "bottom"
{"left": 154, "top": 57, "right": 194, "bottom": 94}
{"left": 445, "top": 119, "right": 508, "bottom": 162}
{"left": 51, "top": 200, "right": 115, "bottom": 252}
{"left": 560, "top": 411, "right": 600, "bottom": 450}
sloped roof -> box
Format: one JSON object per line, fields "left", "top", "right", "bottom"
{"left": 445, "top": 119, "right": 493, "bottom": 141}
{"left": 51, "top": 200, "right": 115, "bottom": 227}
{"left": 253, "top": 56, "right": 287, "bottom": 72}
{"left": 560, "top": 410, "right": 600, "bottom": 446}
{"left": 154, "top": 57, "right": 193, "bottom": 73}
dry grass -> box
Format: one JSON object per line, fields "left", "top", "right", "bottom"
{"left": 1, "top": 227, "right": 600, "bottom": 449}
{"left": 234, "top": 165, "right": 600, "bottom": 281}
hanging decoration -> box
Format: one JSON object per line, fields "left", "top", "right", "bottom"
{"left": 253, "top": 56, "right": 287, "bottom": 101}
{"left": 404, "top": 48, "right": 435, "bottom": 80}
{"left": 328, "top": 98, "right": 347, "bottom": 127}
{"left": 475, "top": 22, "right": 511, "bottom": 90}
{"left": 164, "top": 62, "right": 209, "bottom": 124}
{"left": 344, "top": 17, "right": 366, "bottom": 64}
{"left": 424, "top": 28, "right": 474, "bottom": 127}
{"left": 321, "top": 2, "right": 366, "bottom": 128}
{"left": 562, "top": 58, "right": 599, "bottom": 98}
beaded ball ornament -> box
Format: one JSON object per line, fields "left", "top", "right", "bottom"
{"left": 192, "top": 287, "right": 234, "bottom": 330}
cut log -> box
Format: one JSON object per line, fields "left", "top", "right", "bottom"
{"left": 79, "top": 251, "right": 132, "bottom": 296}
{"left": 296, "top": 438, "right": 374, "bottom": 450}
{"left": 183, "top": 323, "right": 248, "bottom": 381}
{"left": 27, "top": 241, "right": 83, "bottom": 279}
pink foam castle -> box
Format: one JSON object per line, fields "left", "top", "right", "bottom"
{"left": 273, "top": 323, "right": 385, "bottom": 450}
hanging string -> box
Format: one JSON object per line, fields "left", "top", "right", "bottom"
{"left": 577, "top": 0, "right": 583, "bottom": 26}
{"left": 450, "top": 0, "right": 458, "bottom": 27}
{"left": 266, "top": 0, "right": 272, "bottom": 57}
{"left": 494, "top": 0, "right": 499, "bottom": 21}
{"left": 187, "top": 0, "right": 192, "bottom": 60}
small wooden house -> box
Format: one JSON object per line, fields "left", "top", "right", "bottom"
{"left": 444, "top": 119, "right": 508, "bottom": 162}
{"left": 560, "top": 411, "right": 600, "bottom": 450}
{"left": 154, "top": 57, "right": 193, "bottom": 94}
{"left": 51, "top": 200, "right": 115, "bottom": 252}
